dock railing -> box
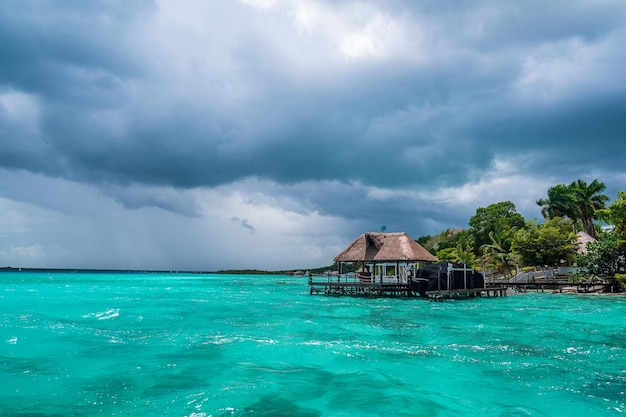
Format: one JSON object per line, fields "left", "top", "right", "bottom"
{"left": 308, "top": 272, "right": 413, "bottom": 296}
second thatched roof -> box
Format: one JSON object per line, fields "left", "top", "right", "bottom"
{"left": 333, "top": 232, "right": 438, "bottom": 263}
{"left": 576, "top": 231, "right": 596, "bottom": 254}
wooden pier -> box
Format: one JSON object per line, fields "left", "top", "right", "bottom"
{"left": 509, "top": 282, "right": 611, "bottom": 293}
{"left": 308, "top": 273, "right": 507, "bottom": 299}
{"left": 308, "top": 274, "right": 414, "bottom": 297}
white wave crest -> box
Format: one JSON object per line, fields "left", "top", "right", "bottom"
{"left": 83, "top": 308, "right": 120, "bottom": 320}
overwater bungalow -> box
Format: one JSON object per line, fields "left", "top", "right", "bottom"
{"left": 309, "top": 232, "right": 438, "bottom": 296}
{"left": 335, "top": 231, "right": 437, "bottom": 279}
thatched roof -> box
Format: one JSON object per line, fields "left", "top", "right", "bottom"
{"left": 333, "top": 232, "right": 438, "bottom": 263}
{"left": 576, "top": 231, "right": 596, "bottom": 254}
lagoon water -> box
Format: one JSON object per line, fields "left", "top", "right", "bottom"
{"left": 1, "top": 272, "right": 625, "bottom": 416}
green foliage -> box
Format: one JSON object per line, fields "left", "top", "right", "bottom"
{"left": 429, "top": 230, "right": 476, "bottom": 266}
{"left": 480, "top": 221, "right": 521, "bottom": 277}
{"left": 576, "top": 232, "right": 626, "bottom": 279}
{"left": 512, "top": 217, "right": 577, "bottom": 268}
{"left": 615, "top": 274, "right": 626, "bottom": 291}
{"left": 537, "top": 178, "right": 609, "bottom": 238}
{"left": 537, "top": 184, "right": 579, "bottom": 220}
{"left": 436, "top": 247, "right": 459, "bottom": 263}
{"left": 469, "top": 201, "right": 525, "bottom": 256}
{"left": 469, "top": 205, "right": 523, "bottom": 276}
{"left": 596, "top": 191, "right": 626, "bottom": 243}
{"left": 416, "top": 228, "right": 467, "bottom": 255}
{"left": 416, "top": 234, "right": 431, "bottom": 247}
{"left": 456, "top": 233, "right": 477, "bottom": 267}
{"left": 414, "top": 179, "right": 618, "bottom": 284}
{"left": 570, "top": 179, "right": 610, "bottom": 238}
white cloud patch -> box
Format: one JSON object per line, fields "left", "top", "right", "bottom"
{"left": 515, "top": 27, "right": 626, "bottom": 104}
{"left": 420, "top": 155, "right": 564, "bottom": 222}
{"left": 0, "top": 90, "right": 40, "bottom": 127}
{"left": 240, "top": 0, "right": 277, "bottom": 10}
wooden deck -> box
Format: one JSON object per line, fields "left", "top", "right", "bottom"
{"left": 308, "top": 274, "right": 507, "bottom": 299}
{"left": 508, "top": 282, "right": 611, "bottom": 293}
{"left": 308, "top": 275, "right": 414, "bottom": 297}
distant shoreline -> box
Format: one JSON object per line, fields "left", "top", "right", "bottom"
{"left": 0, "top": 266, "right": 331, "bottom": 275}
{"left": 0, "top": 266, "right": 218, "bottom": 274}
{"left": 0, "top": 266, "right": 308, "bottom": 275}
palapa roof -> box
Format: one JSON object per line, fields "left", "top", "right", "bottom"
{"left": 576, "top": 231, "right": 596, "bottom": 254}
{"left": 334, "top": 232, "right": 438, "bottom": 263}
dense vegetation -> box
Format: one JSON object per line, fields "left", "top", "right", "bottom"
{"left": 417, "top": 178, "right": 626, "bottom": 285}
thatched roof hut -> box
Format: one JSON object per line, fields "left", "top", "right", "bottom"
{"left": 334, "top": 232, "right": 438, "bottom": 263}
{"left": 576, "top": 231, "right": 596, "bottom": 254}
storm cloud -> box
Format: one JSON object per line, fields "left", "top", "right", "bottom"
{"left": 1, "top": 0, "right": 625, "bottom": 270}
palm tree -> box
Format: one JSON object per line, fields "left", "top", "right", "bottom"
{"left": 568, "top": 179, "right": 609, "bottom": 239}
{"left": 456, "top": 234, "right": 476, "bottom": 267}
{"left": 536, "top": 184, "right": 580, "bottom": 223}
{"left": 480, "top": 220, "right": 519, "bottom": 277}
{"left": 597, "top": 191, "right": 626, "bottom": 244}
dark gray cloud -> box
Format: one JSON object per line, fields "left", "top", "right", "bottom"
{"left": 1, "top": 0, "right": 625, "bottom": 269}
{"left": 231, "top": 217, "right": 256, "bottom": 232}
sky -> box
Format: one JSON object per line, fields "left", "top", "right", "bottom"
{"left": 1, "top": 0, "right": 626, "bottom": 271}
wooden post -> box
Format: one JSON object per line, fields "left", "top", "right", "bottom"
{"left": 464, "top": 264, "right": 467, "bottom": 290}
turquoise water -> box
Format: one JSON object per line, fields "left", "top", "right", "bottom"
{"left": 1, "top": 272, "right": 625, "bottom": 417}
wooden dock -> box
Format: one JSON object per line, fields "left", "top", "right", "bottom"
{"left": 509, "top": 282, "right": 610, "bottom": 293}
{"left": 308, "top": 273, "right": 507, "bottom": 299}
{"left": 308, "top": 274, "right": 414, "bottom": 297}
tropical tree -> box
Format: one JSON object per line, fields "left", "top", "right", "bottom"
{"left": 536, "top": 183, "right": 579, "bottom": 221}
{"left": 568, "top": 179, "right": 609, "bottom": 239}
{"left": 416, "top": 228, "right": 468, "bottom": 256}
{"left": 576, "top": 232, "right": 626, "bottom": 279}
{"left": 537, "top": 179, "right": 609, "bottom": 238}
{"left": 436, "top": 233, "right": 477, "bottom": 266}
{"left": 436, "top": 247, "right": 459, "bottom": 263}
{"left": 469, "top": 201, "right": 525, "bottom": 256}
{"left": 480, "top": 219, "right": 521, "bottom": 277}
{"left": 596, "top": 191, "right": 626, "bottom": 244}
{"left": 456, "top": 233, "right": 477, "bottom": 267}
{"left": 511, "top": 217, "right": 577, "bottom": 270}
